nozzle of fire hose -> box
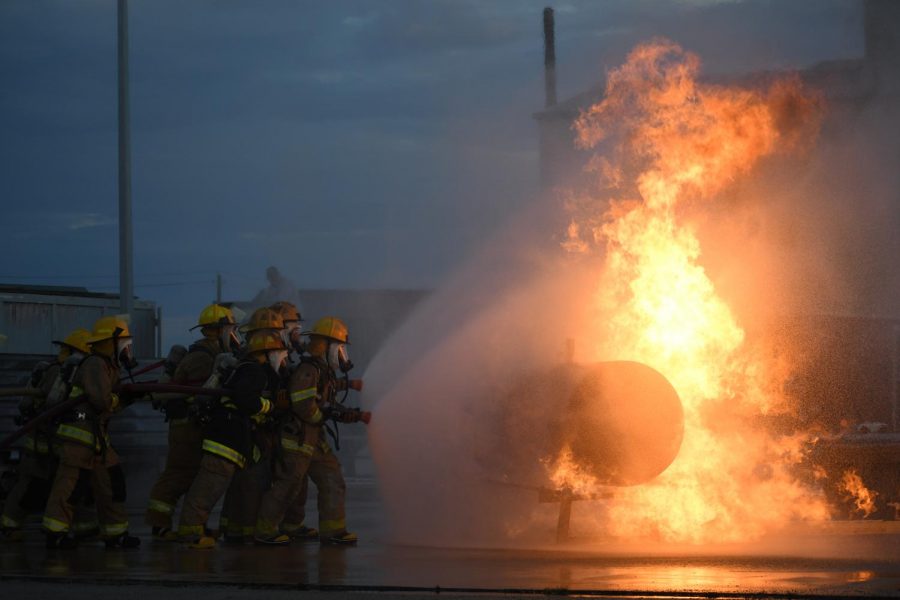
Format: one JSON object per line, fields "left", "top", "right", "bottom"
{"left": 349, "top": 379, "right": 363, "bottom": 392}
{"left": 328, "top": 406, "right": 371, "bottom": 424}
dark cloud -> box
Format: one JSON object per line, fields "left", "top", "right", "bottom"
{"left": 0, "top": 0, "right": 863, "bottom": 347}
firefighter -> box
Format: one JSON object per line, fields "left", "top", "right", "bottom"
{"left": 42, "top": 316, "right": 140, "bottom": 549}
{"left": 269, "top": 301, "right": 319, "bottom": 541}
{"left": 271, "top": 301, "right": 305, "bottom": 357}
{"left": 177, "top": 329, "right": 283, "bottom": 549}
{"left": 145, "top": 304, "right": 239, "bottom": 541}
{"left": 270, "top": 300, "right": 317, "bottom": 540}
{"left": 218, "top": 307, "right": 284, "bottom": 544}
{"left": 255, "top": 316, "right": 362, "bottom": 546}
{"left": 0, "top": 329, "right": 90, "bottom": 541}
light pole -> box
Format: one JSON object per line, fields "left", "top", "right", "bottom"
{"left": 118, "top": 0, "right": 134, "bottom": 317}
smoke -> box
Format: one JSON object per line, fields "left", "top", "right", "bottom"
{"left": 364, "top": 197, "right": 599, "bottom": 545}
{"left": 366, "top": 26, "right": 900, "bottom": 547}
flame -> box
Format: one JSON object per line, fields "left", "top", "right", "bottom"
{"left": 559, "top": 40, "right": 830, "bottom": 542}
{"left": 840, "top": 470, "right": 878, "bottom": 518}
{"left": 544, "top": 444, "right": 599, "bottom": 497}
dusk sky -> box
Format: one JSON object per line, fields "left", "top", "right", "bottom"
{"left": 0, "top": 0, "right": 863, "bottom": 344}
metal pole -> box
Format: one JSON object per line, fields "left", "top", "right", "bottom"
{"left": 118, "top": 0, "right": 134, "bottom": 318}
{"left": 156, "top": 305, "right": 163, "bottom": 358}
{"left": 555, "top": 495, "right": 572, "bottom": 544}
{"left": 216, "top": 273, "right": 222, "bottom": 304}
{"left": 892, "top": 325, "right": 898, "bottom": 432}
{"left": 543, "top": 7, "right": 557, "bottom": 108}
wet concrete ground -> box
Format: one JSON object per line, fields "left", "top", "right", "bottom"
{"left": 1, "top": 481, "right": 900, "bottom": 598}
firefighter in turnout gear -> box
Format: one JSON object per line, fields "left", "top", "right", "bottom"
{"left": 271, "top": 301, "right": 305, "bottom": 357}
{"left": 268, "top": 301, "right": 318, "bottom": 541}
{"left": 218, "top": 307, "right": 284, "bottom": 543}
{"left": 1, "top": 329, "right": 90, "bottom": 541}
{"left": 178, "top": 329, "right": 282, "bottom": 549}
{"left": 255, "top": 316, "right": 362, "bottom": 546}
{"left": 42, "top": 316, "right": 140, "bottom": 549}
{"left": 145, "top": 304, "right": 239, "bottom": 541}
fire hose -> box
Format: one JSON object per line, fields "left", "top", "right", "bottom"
{"left": 128, "top": 359, "right": 166, "bottom": 378}
{"left": 0, "top": 382, "right": 371, "bottom": 451}
{"left": 0, "top": 360, "right": 165, "bottom": 399}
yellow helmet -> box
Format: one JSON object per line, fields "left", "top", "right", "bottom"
{"left": 245, "top": 329, "right": 286, "bottom": 354}
{"left": 240, "top": 307, "right": 284, "bottom": 333}
{"left": 53, "top": 328, "right": 92, "bottom": 354}
{"left": 270, "top": 301, "right": 302, "bottom": 324}
{"left": 87, "top": 316, "right": 131, "bottom": 344}
{"left": 303, "top": 316, "right": 349, "bottom": 344}
{"left": 191, "top": 303, "right": 236, "bottom": 330}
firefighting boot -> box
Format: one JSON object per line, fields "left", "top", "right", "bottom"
{"left": 151, "top": 526, "right": 179, "bottom": 542}
{"left": 189, "top": 535, "right": 217, "bottom": 550}
{"left": 253, "top": 533, "right": 291, "bottom": 546}
{"left": 320, "top": 530, "right": 357, "bottom": 546}
{"left": 105, "top": 532, "right": 141, "bottom": 549}
{"left": 285, "top": 525, "right": 319, "bottom": 541}
{"left": 45, "top": 532, "right": 78, "bottom": 550}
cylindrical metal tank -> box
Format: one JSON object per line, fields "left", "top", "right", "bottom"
{"left": 566, "top": 361, "right": 683, "bottom": 486}
{"left": 486, "top": 360, "right": 683, "bottom": 488}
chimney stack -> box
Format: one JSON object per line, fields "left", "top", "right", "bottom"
{"left": 543, "top": 7, "right": 557, "bottom": 108}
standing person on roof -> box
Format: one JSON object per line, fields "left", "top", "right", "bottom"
{"left": 246, "top": 266, "right": 299, "bottom": 310}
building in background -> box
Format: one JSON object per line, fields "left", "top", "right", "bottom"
{"left": 0, "top": 284, "right": 159, "bottom": 381}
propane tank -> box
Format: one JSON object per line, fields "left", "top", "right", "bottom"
{"left": 566, "top": 361, "right": 683, "bottom": 486}
{"left": 487, "top": 360, "right": 683, "bottom": 488}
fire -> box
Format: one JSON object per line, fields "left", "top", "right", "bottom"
{"left": 544, "top": 444, "right": 599, "bottom": 497}
{"left": 558, "top": 40, "right": 830, "bottom": 542}
{"left": 840, "top": 470, "right": 878, "bottom": 518}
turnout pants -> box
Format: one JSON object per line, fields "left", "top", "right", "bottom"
{"left": 177, "top": 452, "right": 236, "bottom": 540}
{"left": 255, "top": 447, "right": 347, "bottom": 538}
{"left": 1, "top": 450, "right": 54, "bottom": 530}
{"left": 220, "top": 460, "right": 266, "bottom": 539}
{"left": 145, "top": 420, "right": 203, "bottom": 529}
{"left": 42, "top": 442, "right": 129, "bottom": 539}
{"left": 282, "top": 474, "right": 311, "bottom": 533}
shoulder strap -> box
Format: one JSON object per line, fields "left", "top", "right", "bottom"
{"left": 188, "top": 341, "right": 218, "bottom": 358}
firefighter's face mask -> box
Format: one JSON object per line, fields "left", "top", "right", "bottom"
{"left": 267, "top": 349, "right": 288, "bottom": 373}
{"left": 220, "top": 325, "right": 241, "bottom": 353}
{"left": 116, "top": 337, "right": 137, "bottom": 369}
{"left": 327, "top": 343, "right": 353, "bottom": 373}
{"left": 281, "top": 323, "right": 303, "bottom": 351}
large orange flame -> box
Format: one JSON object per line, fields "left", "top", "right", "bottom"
{"left": 560, "top": 40, "right": 830, "bottom": 543}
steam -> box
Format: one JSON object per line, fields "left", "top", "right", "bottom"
{"left": 366, "top": 36, "right": 899, "bottom": 548}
